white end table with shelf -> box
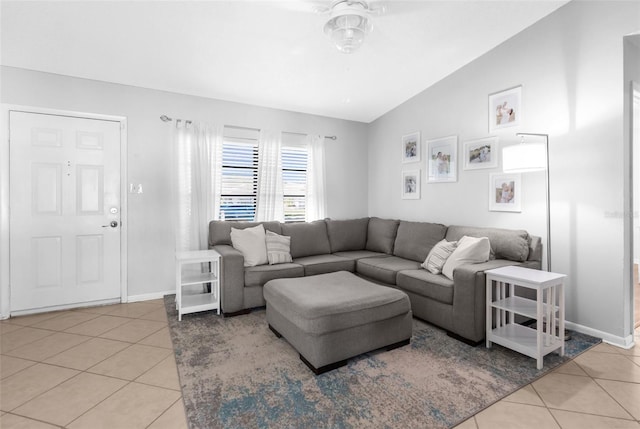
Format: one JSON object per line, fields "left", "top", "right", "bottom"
{"left": 175, "top": 249, "right": 221, "bottom": 321}
{"left": 485, "top": 265, "right": 566, "bottom": 369}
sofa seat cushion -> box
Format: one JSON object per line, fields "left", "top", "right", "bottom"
{"left": 357, "top": 256, "right": 422, "bottom": 285}
{"left": 396, "top": 270, "right": 454, "bottom": 305}
{"left": 294, "top": 254, "right": 355, "bottom": 276}
{"left": 263, "top": 271, "right": 411, "bottom": 335}
{"left": 244, "top": 263, "right": 304, "bottom": 288}
{"left": 332, "top": 250, "right": 389, "bottom": 261}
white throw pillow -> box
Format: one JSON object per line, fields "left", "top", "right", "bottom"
{"left": 442, "top": 236, "right": 491, "bottom": 280}
{"left": 265, "top": 230, "right": 293, "bottom": 265}
{"left": 230, "top": 225, "right": 268, "bottom": 267}
{"left": 422, "top": 239, "right": 457, "bottom": 274}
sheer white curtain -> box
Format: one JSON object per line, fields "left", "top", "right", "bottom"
{"left": 256, "top": 130, "right": 284, "bottom": 222}
{"left": 305, "top": 134, "right": 327, "bottom": 221}
{"left": 173, "top": 121, "right": 223, "bottom": 252}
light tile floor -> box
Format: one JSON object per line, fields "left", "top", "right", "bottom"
{"left": 0, "top": 299, "right": 187, "bottom": 429}
{"left": 457, "top": 326, "right": 640, "bottom": 428}
{"left": 1, "top": 300, "right": 639, "bottom": 428}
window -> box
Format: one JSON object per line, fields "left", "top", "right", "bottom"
{"left": 282, "top": 133, "right": 308, "bottom": 223}
{"left": 219, "top": 127, "right": 259, "bottom": 221}
{"left": 218, "top": 128, "right": 310, "bottom": 222}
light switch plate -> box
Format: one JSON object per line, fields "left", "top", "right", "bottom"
{"left": 129, "top": 183, "right": 143, "bottom": 194}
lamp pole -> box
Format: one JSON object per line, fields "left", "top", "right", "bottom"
{"left": 516, "top": 133, "right": 551, "bottom": 272}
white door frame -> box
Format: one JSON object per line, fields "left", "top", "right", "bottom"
{"left": 0, "top": 104, "right": 128, "bottom": 318}
{"left": 633, "top": 83, "right": 640, "bottom": 331}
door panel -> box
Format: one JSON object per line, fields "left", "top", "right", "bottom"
{"left": 32, "top": 236, "right": 62, "bottom": 288}
{"left": 77, "top": 165, "right": 104, "bottom": 214}
{"left": 32, "top": 163, "right": 62, "bottom": 215}
{"left": 10, "top": 111, "right": 121, "bottom": 312}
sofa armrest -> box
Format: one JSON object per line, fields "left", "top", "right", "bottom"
{"left": 212, "top": 244, "right": 245, "bottom": 314}
{"left": 451, "top": 259, "right": 522, "bottom": 342}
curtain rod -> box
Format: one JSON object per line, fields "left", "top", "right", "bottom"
{"left": 284, "top": 130, "right": 337, "bottom": 140}
{"left": 160, "top": 115, "right": 192, "bottom": 126}
{"left": 160, "top": 115, "right": 337, "bottom": 140}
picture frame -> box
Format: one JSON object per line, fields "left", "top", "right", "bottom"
{"left": 401, "top": 169, "right": 420, "bottom": 199}
{"left": 488, "top": 86, "right": 522, "bottom": 133}
{"left": 489, "top": 173, "right": 522, "bottom": 212}
{"left": 402, "top": 131, "right": 421, "bottom": 163}
{"left": 463, "top": 136, "right": 499, "bottom": 170}
{"left": 427, "top": 135, "right": 457, "bottom": 183}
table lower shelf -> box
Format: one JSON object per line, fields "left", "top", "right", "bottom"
{"left": 487, "top": 323, "right": 563, "bottom": 360}
{"left": 178, "top": 293, "right": 220, "bottom": 317}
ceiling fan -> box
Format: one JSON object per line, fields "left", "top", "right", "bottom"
{"left": 324, "top": 0, "right": 385, "bottom": 53}
{"left": 289, "top": 0, "right": 389, "bottom": 53}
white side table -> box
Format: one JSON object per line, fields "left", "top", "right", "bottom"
{"left": 485, "top": 265, "right": 566, "bottom": 369}
{"left": 175, "top": 249, "right": 221, "bottom": 321}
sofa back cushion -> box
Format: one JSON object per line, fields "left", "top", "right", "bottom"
{"left": 209, "top": 221, "right": 282, "bottom": 246}
{"left": 326, "top": 218, "right": 369, "bottom": 253}
{"left": 445, "top": 225, "right": 530, "bottom": 262}
{"left": 365, "top": 217, "right": 399, "bottom": 254}
{"left": 281, "top": 220, "right": 331, "bottom": 259}
{"left": 393, "top": 221, "right": 448, "bottom": 262}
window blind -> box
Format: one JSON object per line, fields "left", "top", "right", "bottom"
{"left": 282, "top": 133, "right": 308, "bottom": 223}
{"left": 220, "top": 127, "right": 259, "bottom": 221}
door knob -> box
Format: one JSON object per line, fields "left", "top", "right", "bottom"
{"left": 102, "top": 221, "right": 119, "bottom": 228}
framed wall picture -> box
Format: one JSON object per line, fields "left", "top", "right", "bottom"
{"left": 402, "top": 169, "right": 420, "bottom": 199}
{"left": 427, "top": 135, "right": 457, "bottom": 183}
{"left": 463, "top": 136, "right": 499, "bottom": 170}
{"left": 402, "top": 131, "right": 421, "bottom": 163}
{"left": 488, "top": 86, "right": 522, "bottom": 133}
{"left": 489, "top": 173, "right": 521, "bottom": 212}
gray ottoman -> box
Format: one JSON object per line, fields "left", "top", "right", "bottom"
{"left": 264, "top": 271, "right": 413, "bottom": 374}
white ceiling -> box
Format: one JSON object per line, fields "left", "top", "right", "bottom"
{"left": 1, "top": 0, "right": 569, "bottom": 123}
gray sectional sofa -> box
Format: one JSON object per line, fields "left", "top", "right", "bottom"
{"left": 208, "top": 217, "right": 542, "bottom": 344}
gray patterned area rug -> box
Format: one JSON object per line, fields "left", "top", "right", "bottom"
{"left": 164, "top": 295, "right": 600, "bottom": 429}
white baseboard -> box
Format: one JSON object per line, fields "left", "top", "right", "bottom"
{"left": 6, "top": 298, "right": 121, "bottom": 318}
{"left": 0, "top": 291, "right": 173, "bottom": 319}
{"left": 565, "top": 321, "right": 636, "bottom": 349}
{"left": 127, "top": 290, "right": 174, "bottom": 303}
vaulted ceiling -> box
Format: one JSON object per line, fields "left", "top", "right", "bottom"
{"left": 1, "top": 0, "right": 569, "bottom": 122}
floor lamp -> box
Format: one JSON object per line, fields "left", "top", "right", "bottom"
{"left": 502, "top": 133, "right": 551, "bottom": 272}
{"left": 502, "top": 133, "right": 565, "bottom": 338}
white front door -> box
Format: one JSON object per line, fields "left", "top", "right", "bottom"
{"left": 9, "top": 111, "right": 122, "bottom": 312}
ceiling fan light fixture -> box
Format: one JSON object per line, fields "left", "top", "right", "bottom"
{"left": 324, "top": 2, "right": 372, "bottom": 54}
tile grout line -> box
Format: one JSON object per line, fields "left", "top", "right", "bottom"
{"left": 2, "top": 410, "right": 66, "bottom": 428}
{"left": 591, "top": 376, "right": 640, "bottom": 422}
{"left": 145, "top": 397, "right": 185, "bottom": 429}
{"left": 565, "top": 355, "right": 637, "bottom": 422}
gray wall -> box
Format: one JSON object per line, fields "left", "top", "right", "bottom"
{"left": 0, "top": 67, "right": 369, "bottom": 298}
{"left": 367, "top": 0, "right": 640, "bottom": 343}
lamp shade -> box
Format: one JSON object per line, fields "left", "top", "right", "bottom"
{"left": 502, "top": 143, "right": 547, "bottom": 172}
